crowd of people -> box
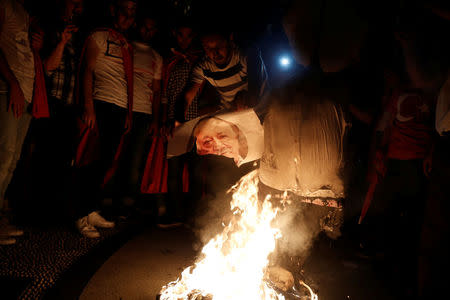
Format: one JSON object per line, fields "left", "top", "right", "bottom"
{"left": 0, "top": 0, "right": 269, "bottom": 241}
{"left": 0, "top": 0, "right": 449, "bottom": 299}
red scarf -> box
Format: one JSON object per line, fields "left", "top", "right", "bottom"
{"left": 31, "top": 49, "right": 50, "bottom": 118}
{"left": 162, "top": 48, "right": 200, "bottom": 93}
{"left": 74, "top": 28, "right": 134, "bottom": 188}
{"left": 29, "top": 21, "right": 49, "bottom": 119}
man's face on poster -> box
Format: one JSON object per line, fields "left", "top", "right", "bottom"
{"left": 194, "top": 118, "right": 247, "bottom": 165}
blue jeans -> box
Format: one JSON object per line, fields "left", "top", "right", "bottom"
{"left": 0, "top": 94, "right": 32, "bottom": 210}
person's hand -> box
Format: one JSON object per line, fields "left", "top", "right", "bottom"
{"left": 31, "top": 31, "right": 44, "bottom": 51}
{"left": 82, "top": 105, "right": 96, "bottom": 129}
{"left": 368, "top": 150, "right": 386, "bottom": 183}
{"left": 394, "top": 30, "right": 416, "bottom": 47}
{"left": 423, "top": 154, "right": 433, "bottom": 177}
{"left": 8, "top": 80, "right": 26, "bottom": 119}
{"left": 61, "top": 25, "right": 78, "bottom": 45}
{"left": 374, "top": 150, "right": 387, "bottom": 177}
{"left": 148, "top": 120, "right": 160, "bottom": 136}
{"left": 159, "top": 122, "right": 171, "bottom": 138}
{"left": 234, "top": 91, "right": 249, "bottom": 111}
{"left": 124, "top": 114, "right": 132, "bottom": 131}
{"left": 174, "top": 120, "right": 182, "bottom": 128}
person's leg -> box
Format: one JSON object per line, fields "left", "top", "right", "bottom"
{"left": 418, "top": 138, "right": 450, "bottom": 298}
{"left": 156, "top": 143, "right": 185, "bottom": 227}
{"left": 0, "top": 95, "right": 32, "bottom": 243}
{"left": 92, "top": 100, "right": 126, "bottom": 205}
{"left": 52, "top": 101, "right": 80, "bottom": 221}
{"left": 165, "top": 155, "right": 185, "bottom": 221}
{"left": 75, "top": 101, "right": 125, "bottom": 233}
{"left": 0, "top": 97, "right": 32, "bottom": 210}
{"left": 386, "top": 159, "right": 427, "bottom": 297}
{"left": 115, "top": 112, "right": 151, "bottom": 215}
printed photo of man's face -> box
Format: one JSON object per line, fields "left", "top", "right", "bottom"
{"left": 194, "top": 117, "right": 248, "bottom": 165}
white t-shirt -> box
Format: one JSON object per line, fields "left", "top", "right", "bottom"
{"left": 132, "top": 41, "right": 162, "bottom": 114}
{"left": 91, "top": 31, "right": 128, "bottom": 109}
{"left": 191, "top": 47, "right": 248, "bottom": 106}
{"left": 436, "top": 75, "right": 450, "bottom": 135}
{"left": 0, "top": 0, "right": 35, "bottom": 103}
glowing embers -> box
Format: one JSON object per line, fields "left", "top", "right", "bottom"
{"left": 159, "top": 171, "right": 318, "bottom": 300}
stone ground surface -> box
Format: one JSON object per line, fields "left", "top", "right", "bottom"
{"left": 80, "top": 226, "right": 395, "bottom": 300}
{"left": 0, "top": 223, "right": 127, "bottom": 300}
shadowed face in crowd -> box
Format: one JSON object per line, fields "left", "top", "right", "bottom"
{"left": 174, "top": 27, "right": 194, "bottom": 50}
{"left": 115, "top": 0, "right": 136, "bottom": 32}
{"left": 66, "top": 0, "right": 83, "bottom": 17}
{"left": 139, "top": 18, "right": 158, "bottom": 43}
{"left": 194, "top": 118, "right": 247, "bottom": 165}
{"left": 201, "top": 34, "right": 231, "bottom": 68}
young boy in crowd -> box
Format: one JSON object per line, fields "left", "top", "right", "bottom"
{"left": 157, "top": 18, "right": 200, "bottom": 227}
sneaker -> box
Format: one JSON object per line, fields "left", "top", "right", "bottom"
{"left": 156, "top": 215, "right": 183, "bottom": 229}
{"left": 0, "top": 237, "right": 16, "bottom": 245}
{"left": 87, "top": 211, "right": 115, "bottom": 228}
{"left": 76, "top": 216, "right": 100, "bottom": 238}
{"left": 0, "top": 223, "right": 23, "bottom": 237}
{"left": 5, "top": 225, "right": 23, "bottom": 237}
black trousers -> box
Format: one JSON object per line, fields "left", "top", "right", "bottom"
{"left": 74, "top": 101, "right": 151, "bottom": 220}
{"left": 366, "top": 159, "right": 428, "bottom": 293}
{"left": 10, "top": 97, "right": 79, "bottom": 224}
{"left": 418, "top": 137, "right": 450, "bottom": 297}
{"left": 166, "top": 154, "right": 190, "bottom": 221}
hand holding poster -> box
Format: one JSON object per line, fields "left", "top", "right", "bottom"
{"left": 167, "top": 109, "right": 264, "bottom": 166}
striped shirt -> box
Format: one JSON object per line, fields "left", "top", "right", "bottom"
{"left": 191, "top": 47, "right": 250, "bottom": 107}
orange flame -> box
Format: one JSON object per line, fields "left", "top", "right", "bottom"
{"left": 160, "top": 171, "right": 318, "bottom": 300}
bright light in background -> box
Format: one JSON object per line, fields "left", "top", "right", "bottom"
{"left": 279, "top": 55, "right": 292, "bottom": 68}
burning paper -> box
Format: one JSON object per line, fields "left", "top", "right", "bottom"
{"left": 159, "top": 171, "right": 318, "bottom": 300}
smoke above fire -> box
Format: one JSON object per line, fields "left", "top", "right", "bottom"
{"left": 192, "top": 171, "right": 324, "bottom": 270}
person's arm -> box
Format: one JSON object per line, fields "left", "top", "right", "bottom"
{"left": 184, "top": 61, "right": 206, "bottom": 118}
{"left": 0, "top": 6, "right": 25, "bottom": 118}
{"left": 425, "top": 1, "right": 450, "bottom": 20}
{"left": 349, "top": 104, "right": 374, "bottom": 125}
{"left": 368, "top": 94, "right": 395, "bottom": 180}
{"left": 395, "top": 32, "right": 441, "bottom": 92}
{"left": 148, "top": 78, "right": 161, "bottom": 135}
{"left": 44, "top": 25, "right": 78, "bottom": 73}
{"left": 246, "top": 47, "right": 268, "bottom": 107}
{"left": 81, "top": 35, "right": 99, "bottom": 129}
{"left": 160, "top": 85, "right": 168, "bottom": 126}
{"left": 185, "top": 82, "right": 203, "bottom": 112}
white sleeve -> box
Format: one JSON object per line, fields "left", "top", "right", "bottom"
{"left": 154, "top": 52, "right": 162, "bottom": 81}
{"left": 89, "top": 31, "right": 106, "bottom": 51}
{"left": 191, "top": 61, "right": 205, "bottom": 85}
{"left": 436, "top": 76, "right": 450, "bottom": 135}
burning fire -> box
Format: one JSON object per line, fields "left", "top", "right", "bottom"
{"left": 160, "top": 170, "right": 318, "bottom": 300}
